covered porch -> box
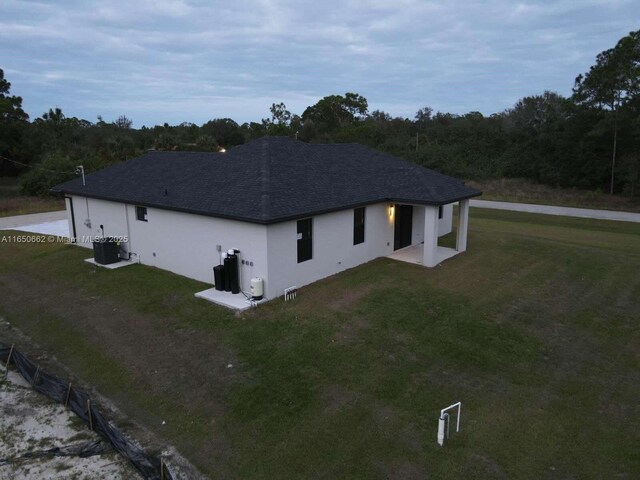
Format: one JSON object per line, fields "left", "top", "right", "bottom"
{"left": 387, "top": 199, "right": 470, "bottom": 267}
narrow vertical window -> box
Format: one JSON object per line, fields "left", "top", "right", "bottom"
{"left": 353, "top": 207, "right": 365, "bottom": 245}
{"left": 136, "top": 206, "right": 148, "bottom": 222}
{"left": 297, "top": 218, "right": 312, "bottom": 263}
{"left": 438, "top": 205, "right": 443, "bottom": 219}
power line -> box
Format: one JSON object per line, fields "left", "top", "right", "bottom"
{"left": 0, "top": 154, "right": 78, "bottom": 175}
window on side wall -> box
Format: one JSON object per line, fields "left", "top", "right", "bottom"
{"left": 297, "top": 218, "right": 312, "bottom": 263}
{"left": 438, "top": 206, "right": 443, "bottom": 219}
{"left": 136, "top": 206, "right": 148, "bottom": 222}
{"left": 353, "top": 207, "right": 365, "bottom": 245}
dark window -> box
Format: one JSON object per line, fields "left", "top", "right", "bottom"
{"left": 297, "top": 218, "right": 312, "bottom": 263}
{"left": 136, "top": 206, "right": 148, "bottom": 222}
{"left": 353, "top": 207, "right": 365, "bottom": 245}
{"left": 438, "top": 206, "right": 443, "bottom": 219}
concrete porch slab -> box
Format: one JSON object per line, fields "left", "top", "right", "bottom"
{"left": 194, "top": 287, "right": 267, "bottom": 311}
{"left": 388, "top": 244, "right": 423, "bottom": 265}
{"left": 387, "top": 244, "right": 459, "bottom": 266}
{"left": 84, "top": 258, "right": 137, "bottom": 269}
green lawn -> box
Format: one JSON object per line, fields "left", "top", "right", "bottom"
{"left": 0, "top": 209, "right": 639, "bottom": 479}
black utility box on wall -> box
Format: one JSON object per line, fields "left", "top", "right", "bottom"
{"left": 92, "top": 238, "right": 120, "bottom": 265}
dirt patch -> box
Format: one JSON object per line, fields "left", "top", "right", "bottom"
{"left": 376, "top": 460, "right": 428, "bottom": 480}
{"left": 328, "top": 284, "right": 373, "bottom": 310}
{"left": 333, "top": 315, "right": 371, "bottom": 345}
{"left": 321, "top": 384, "right": 360, "bottom": 415}
{"left": 469, "top": 453, "right": 510, "bottom": 480}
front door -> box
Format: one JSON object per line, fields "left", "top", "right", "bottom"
{"left": 393, "top": 204, "right": 413, "bottom": 250}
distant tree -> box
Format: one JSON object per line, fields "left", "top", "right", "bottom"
{"left": 573, "top": 30, "right": 640, "bottom": 193}
{"left": 21, "top": 152, "right": 104, "bottom": 196}
{"left": 114, "top": 115, "right": 133, "bottom": 129}
{"left": 270, "top": 102, "right": 292, "bottom": 126}
{"left": 0, "top": 68, "right": 28, "bottom": 123}
{"left": 414, "top": 106, "right": 433, "bottom": 126}
{"left": 195, "top": 134, "right": 218, "bottom": 151}
{"left": 201, "top": 118, "right": 244, "bottom": 147}
{"left": 0, "top": 68, "right": 30, "bottom": 175}
{"left": 371, "top": 110, "right": 392, "bottom": 123}
{"left": 41, "top": 107, "right": 65, "bottom": 124}
{"left": 505, "top": 91, "right": 569, "bottom": 132}
{"left": 302, "top": 93, "right": 368, "bottom": 134}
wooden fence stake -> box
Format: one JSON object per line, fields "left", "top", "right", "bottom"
{"left": 160, "top": 458, "right": 165, "bottom": 480}
{"left": 3, "top": 344, "right": 14, "bottom": 381}
{"left": 65, "top": 383, "right": 72, "bottom": 407}
{"left": 87, "top": 399, "right": 93, "bottom": 431}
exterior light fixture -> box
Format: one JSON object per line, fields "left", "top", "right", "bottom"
{"left": 219, "top": 147, "right": 226, "bottom": 153}
{"left": 388, "top": 204, "right": 395, "bottom": 220}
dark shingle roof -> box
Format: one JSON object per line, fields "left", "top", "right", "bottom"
{"left": 51, "top": 137, "right": 481, "bottom": 224}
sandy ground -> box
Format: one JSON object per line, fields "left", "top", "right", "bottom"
{"left": 0, "top": 367, "right": 142, "bottom": 480}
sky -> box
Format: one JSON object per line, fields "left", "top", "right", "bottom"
{"left": 1, "top": 0, "right": 638, "bottom": 127}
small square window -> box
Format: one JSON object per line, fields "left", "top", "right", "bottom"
{"left": 136, "top": 206, "right": 148, "bottom": 222}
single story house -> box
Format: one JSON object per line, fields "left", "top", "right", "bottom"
{"left": 51, "top": 136, "right": 480, "bottom": 301}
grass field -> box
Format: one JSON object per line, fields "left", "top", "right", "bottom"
{"left": 467, "top": 178, "right": 640, "bottom": 213}
{"left": 0, "top": 208, "right": 639, "bottom": 479}
{"left": 0, "top": 177, "right": 64, "bottom": 217}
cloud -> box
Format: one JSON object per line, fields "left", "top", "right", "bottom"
{"left": 0, "top": 0, "right": 638, "bottom": 125}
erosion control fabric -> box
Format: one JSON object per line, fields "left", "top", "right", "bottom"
{"left": 0, "top": 342, "right": 174, "bottom": 480}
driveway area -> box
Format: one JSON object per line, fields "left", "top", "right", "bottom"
{"left": 0, "top": 211, "right": 69, "bottom": 237}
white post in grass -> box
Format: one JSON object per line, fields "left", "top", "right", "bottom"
{"left": 437, "top": 402, "right": 461, "bottom": 446}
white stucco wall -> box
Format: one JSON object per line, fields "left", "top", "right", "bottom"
{"left": 265, "top": 203, "right": 396, "bottom": 299}
{"left": 68, "top": 196, "right": 268, "bottom": 294}
{"left": 412, "top": 204, "right": 452, "bottom": 244}
{"left": 67, "top": 196, "right": 455, "bottom": 301}
{"left": 438, "top": 204, "right": 454, "bottom": 236}
{"left": 69, "top": 196, "right": 129, "bottom": 247}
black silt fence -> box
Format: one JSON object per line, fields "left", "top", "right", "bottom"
{"left": 0, "top": 342, "right": 175, "bottom": 480}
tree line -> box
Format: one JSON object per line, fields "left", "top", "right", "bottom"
{"left": 1, "top": 30, "right": 638, "bottom": 197}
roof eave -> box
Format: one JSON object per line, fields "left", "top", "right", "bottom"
{"left": 55, "top": 188, "right": 482, "bottom": 226}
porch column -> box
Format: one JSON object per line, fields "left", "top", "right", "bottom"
{"left": 456, "top": 199, "right": 469, "bottom": 252}
{"left": 423, "top": 205, "right": 439, "bottom": 267}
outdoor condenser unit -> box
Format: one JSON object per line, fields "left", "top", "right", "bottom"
{"left": 92, "top": 238, "right": 120, "bottom": 265}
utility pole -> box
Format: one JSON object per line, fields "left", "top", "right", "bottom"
{"left": 610, "top": 105, "right": 618, "bottom": 195}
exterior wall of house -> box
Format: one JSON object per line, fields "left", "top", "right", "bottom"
{"left": 70, "top": 196, "right": 130, "bottom": 247}
{"left": 412, "top": 204, "right": 453, "bottom": 244}
{"left": 439, "top": 204, "right": 454, "bottom": 236}
{"left": 68, "top": 195, "right": 269, "bottom": 293}
{"left": 67, "top": 196, "right": 456, "bottom": 301}
{"left": 265, "top": 203, "right": 396, "bottom": 299}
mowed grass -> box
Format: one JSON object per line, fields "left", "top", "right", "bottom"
{"left": 0, "top": 208, "right": 639, "bottom": 479}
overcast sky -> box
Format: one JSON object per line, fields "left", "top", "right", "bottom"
{"left": 1, "top": 0, "right": 638, "bottom": 127}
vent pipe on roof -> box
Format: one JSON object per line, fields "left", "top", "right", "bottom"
{"left": 75, "top": 165, "right": 85, "bottom": 186}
